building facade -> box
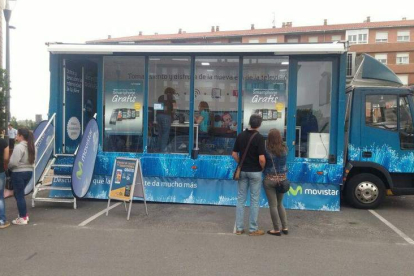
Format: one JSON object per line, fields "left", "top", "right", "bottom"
{"left": 90, "top": 18, "right": 414, "bottom": 86}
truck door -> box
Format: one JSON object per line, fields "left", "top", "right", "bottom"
{"left": 360, "top": 90, "right": 414, "bottom": 173}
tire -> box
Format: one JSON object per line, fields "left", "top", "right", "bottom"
{"left": 345, "top": 173, "right": 386, "bottom": 209}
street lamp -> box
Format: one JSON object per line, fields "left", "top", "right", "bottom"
{"left": 2, "top": 0, "right": 16, "bottom": 138}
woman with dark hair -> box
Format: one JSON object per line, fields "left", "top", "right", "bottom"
{"left": 195, "top": 101, "right": 210, "bottom": 133}
{"left": 8, "top": 128, "right": 35, "bottom": 225}
{"left": 263, "top": 129, "right": 288, "bottom": 236}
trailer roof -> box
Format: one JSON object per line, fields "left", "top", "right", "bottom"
{"left": 47, "top": 42, "right": 348, "bottom": 55}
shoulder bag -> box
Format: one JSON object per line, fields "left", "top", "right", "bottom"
{"left": 233, "top": 132, "right": 258, "bottom": 180}
{"left": 265, "top": 152, "right": 290, "bottom": 193}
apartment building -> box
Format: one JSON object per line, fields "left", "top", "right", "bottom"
{"left": 90, "top": 18, "right": 414, "bottom": 85}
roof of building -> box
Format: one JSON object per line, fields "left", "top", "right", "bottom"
{"left": 88, "top": 19, "right": 414, "bottom": 44}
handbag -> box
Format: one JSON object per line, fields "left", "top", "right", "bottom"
{"left": 265, "top": 152, "right": 290, "bottom": 194}
{"left": 233, "top": 132, "right": 258, "bottom": 180}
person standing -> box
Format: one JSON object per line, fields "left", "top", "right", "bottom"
{"left": 232, "top": 114, "right": 266, "bottom": 236}
{"left": 8, "top": 128, "right": 35, "bottom": 225}
{"left": 156, "top": 87, "right": 176, "bottom": 152}
{"left": 7, "top": 123, "right": 17, "bottom": 150}
{"left": 263, "top": 129, "right": 289, "bottom": 236}
{"left": 0, "top": 133, "right": 9, "bottom": 229}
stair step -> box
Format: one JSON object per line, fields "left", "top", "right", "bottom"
{"left": 53, "top": 175, "right": 72, "bottom": 179}
{"left": 51, "top": 164, "right": 73, "bottom": 168}
{"left": 36, "top": 186, "right": 72, "bottom": 191}
{"left": 33, "top": 197, "right": 75, "bottom": 203}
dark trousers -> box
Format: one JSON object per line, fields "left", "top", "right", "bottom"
{"left": 12, "top": 171, "right": 32, "bottom": 217}
{"left": 156, "top": 113, "right": 172, "bottom": 153}
{"left": 9, "top": 139, "right": 15, "bottom": 150}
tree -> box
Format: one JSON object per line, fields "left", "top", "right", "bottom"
{"left": 0, "top": 69, "right": 9, "bottom": 133}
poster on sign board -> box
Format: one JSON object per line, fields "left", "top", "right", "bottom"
{"left": 107, "top": 158, "right": 147, "bottom": 220}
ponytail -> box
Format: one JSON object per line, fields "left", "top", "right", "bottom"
{"left": 18, "top": 128, "right": 35, "bottom": 165}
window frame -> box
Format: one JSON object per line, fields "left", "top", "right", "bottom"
{"left": 396, "top": 53, "right": 409, "bottom": 65}
{"left": 365, "top": 94, "right": 398, "bottom": 133}
{"left": 287, "top": 56, "right": 340, "bottom": 163}
{"left": 398, "top": 95, "right": 414, "bottom": 150}
{"left": 375, "top": 53, "right": 388, "bottom": 65}
{"left": 397, "top": 30, "right": 410, "bottom": 42}
{"left": 375, "top": 32, "right": 388, "bottom": 43}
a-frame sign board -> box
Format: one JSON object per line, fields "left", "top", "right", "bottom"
{"left": 106, "top": 158, "right": 148, "bottom": 220}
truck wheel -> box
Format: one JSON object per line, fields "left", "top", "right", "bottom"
{"left": 345, "top": 173, "right": 386, "bottom": 209}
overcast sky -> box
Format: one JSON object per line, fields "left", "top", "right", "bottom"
{"left": 6, "top": 0, "right": 414, "bottom": 120}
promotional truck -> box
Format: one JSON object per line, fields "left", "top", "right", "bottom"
{"left": 43, "top": 43, "right": 413, "bottom": 211}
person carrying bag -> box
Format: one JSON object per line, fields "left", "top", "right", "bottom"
{"left": 263, "top": 129, "right": 290, "bottom": 236}
{"left": 232, "top": 114, "right": 266, "bottom": 236}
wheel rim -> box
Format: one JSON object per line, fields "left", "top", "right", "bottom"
{"left": 355, "top": 181, "right": 379, "bottom": 204}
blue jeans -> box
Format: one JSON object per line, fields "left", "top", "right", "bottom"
{"left": 236, "top": 171, "right": 262, "bottom": 232}
{"left": 156, "top": 113, "right": 172, "bottom": 153}
{"left": 12, "top": 171, "right": 32, "bottom": 218}
{"left": 0, "top": 172, "right": 6, "bottom": 222}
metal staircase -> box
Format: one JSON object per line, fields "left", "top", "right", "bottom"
{"left": 31, "top": 114, "right": 77, "bottom": 209}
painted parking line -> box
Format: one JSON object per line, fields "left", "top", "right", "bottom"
{"left": 369, "top": 210, "right": 414, "bottom": 245}
{"left": 78, "top": 202, "right": 122, "bottom": 227}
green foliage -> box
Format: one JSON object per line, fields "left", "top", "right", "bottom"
{"left": 0, "top": 69, "right": 9, "bottom": 132}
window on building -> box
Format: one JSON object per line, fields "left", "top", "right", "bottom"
{"left": 399, "top": 96, "right": 414, "bottom": 149}
{"left": 287, "top": 38, "right": 299, "bottom": 43}
{"left": 346, "top": 29, "right": 369, "bottom": 44}
{"left": 375, "top": 32, "right": 388, "bottom": 43}
{"left": 229, "top": 38, "right": 242, "bottom": 43}
{"left": 308, "top": 36, "right": 318, "bottom": 43}
{"left": 358, "top": 33, "right": 368, "bottom": 44}
{"left": 194, "top": 57, "right": 239, "bottom": 155}
{"left": 331, "top": 35, "right": 342, "bottom": 41}
{"left": 103, "top": 56, "right": 145, "bottom": 152}
{"left": 397, "top": 74, "right": 409, "bottom": 85}
{"left": 365, "top": 95, "right": 397, "bottom": 131}
{"left": 375, "top": 53, "right": 388, "bottom": 64}
{"left": 295, "top": 61, "right": 332, "bottom": 158}
{"left": 266, "top": 38, "right": 278, "bottom": 43}
{"left": 396, "top": 53, "right": 409, "bottom": 65}
{"left": 348, "top": 35, "right": 357, "bottom": 44}
{"left": 249, "top": 39, "right": 259, "bottom": 43}
{"left": 147, "top": 57, "right": 191, "bottom": 153}
{"left": 242, "top": 57, "right": 289, "bottom": 138}
{"left": 397, "top": 30, "right": 410, "bottom": 42}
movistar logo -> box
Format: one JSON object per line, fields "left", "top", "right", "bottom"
{"left": 288, "top": 185, "right": 303, "bottom": 196}
{"left": 76, "top": 161, "right": 83, "bottom": 179}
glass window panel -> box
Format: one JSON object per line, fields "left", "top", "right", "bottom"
{"left": 396, "top": 53, "right": 409, "bottom": 64}
{"left": 399, "top": 96, "right": 414, "bottom": 149}
{"left": 296, "top": 61, "right": 332, "bottom": 158}
{"left": 103, "top": 56, "right": 145, "bottom": 152}
{"left": 308, "top": 37, "right": 318, "bottom": 43}
{"left": 147, "top": 57, "right": 191, "bottom": 153}
{"left": 331, "top": 35, "right": 342, "bottom": 41}
{"left": 375, "top": 53, "right": 387, "bottom": 64}
{"left": 242, "top": 56, "right": 289, "bottom": 139}
{"left": 194, "top": 57, "right": 239, "bottom": 155}
{"left": 365, "top": 95, "right": 397, "bottom": 131}
{"left": 397, "top": 31, "right": 410, "bottom": 42}
{"left": 375, "top": 32, "right": 388, "bottom": 42}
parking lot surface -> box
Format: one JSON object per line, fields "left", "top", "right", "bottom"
{"left": 1, "top": 195, "right": 414, "bottom": 276}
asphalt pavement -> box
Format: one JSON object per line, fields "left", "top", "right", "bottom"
{"left": 1, "top": 194, "right": 414, "bottom": 276}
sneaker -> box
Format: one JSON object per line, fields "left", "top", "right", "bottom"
{"left": 235, "top": 230, "right": 245, "bottom": 235}
{"left": 12, "top": 216, "right": 28, "bottom": 225}
{"left": 0, "top": 220, "right": 10, "bottom": 229}
{"left": 249, "top": 230, "right": 265, "bottom": 236}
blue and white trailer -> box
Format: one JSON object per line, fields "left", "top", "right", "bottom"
{"left": 44, "top": 42, "right": 410, "bottom": 211}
